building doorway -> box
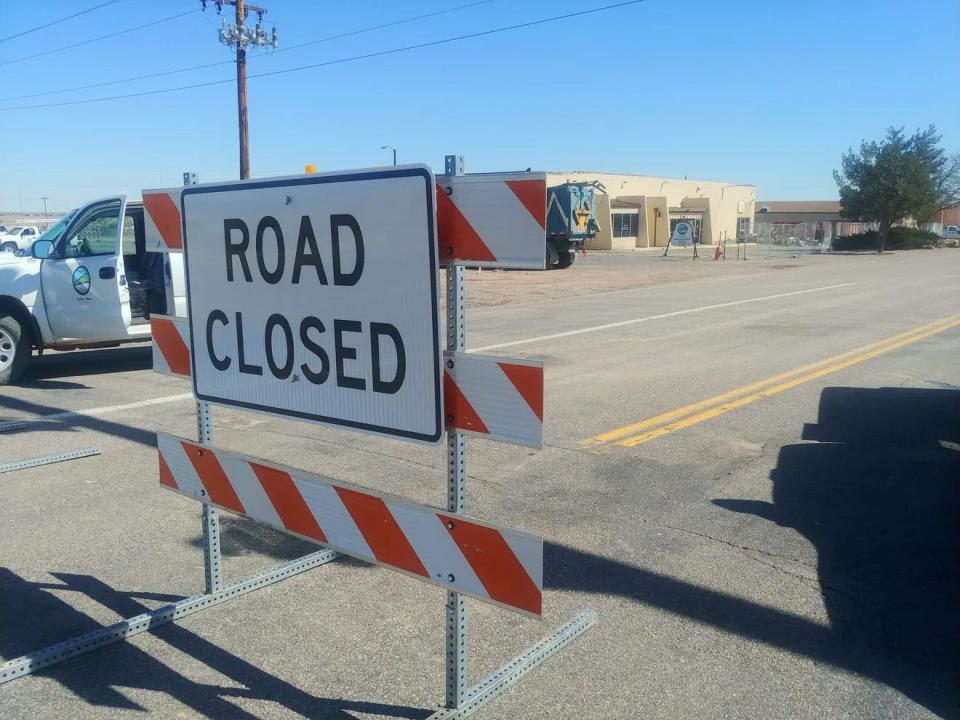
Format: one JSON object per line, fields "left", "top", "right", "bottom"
{"left": 670, "top": 216, "right": 702, "bottom": 244}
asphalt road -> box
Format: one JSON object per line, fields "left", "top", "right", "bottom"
{"left": 1, "top": 250, "right": 958, "bottom": 719}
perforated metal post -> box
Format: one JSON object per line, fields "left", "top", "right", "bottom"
{"left": 0, "top": 447, "right": 101, "bottom": 474}
{"left": 183, "top": 171, "right": 222, "bottom": 595}
{"left": 197, "top": 400, "right": 222, "bottom": 594}
{"left": 445, "top": 263, "right": 468, "bottom": 707}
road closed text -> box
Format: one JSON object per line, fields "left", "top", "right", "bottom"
{"left": 180, "top": 168, "right": 441, "bottom": 442}
{"left": 204, "top": 214, "right": 406, "bottom": 393}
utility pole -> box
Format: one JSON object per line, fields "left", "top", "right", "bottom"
{"left": 235, "top": 0, "right": 249, "bottom": 180}
{"left": 40, "top": 196, "right": 48, "bottom": 219}
{"left": 205, "top": 0, "right": 278, "bottom": 180}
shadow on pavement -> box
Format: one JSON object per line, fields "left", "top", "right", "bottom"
{"left": 0, "top": 394, "right": 159, "bottom": 447}
{"left": 0, "top": 346, "right": 161, "bottom": 446}
{"left": 548, "top": 387, "right": 958, "bottom": 719}
{"left": 24, "top": 345, "right": 153, "bottom": 381}
{"left": 718, "top": 386, "right": 958, "bottom": 717}
{"left": 0, "top": 568, "right": 431, "bottom": 719}
{"left": 186, "top": 514, "right": 327, "bottom": 561}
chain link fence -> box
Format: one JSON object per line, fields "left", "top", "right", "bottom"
{"left": 751, "top": 221, "right": 878, "bottom": 257}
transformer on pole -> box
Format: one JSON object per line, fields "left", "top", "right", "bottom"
{"left": 203, "top": 0, "right": 279, "bottom": 180}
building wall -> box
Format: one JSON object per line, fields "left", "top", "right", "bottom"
{"left": 940, "top": 204, "right": 960, "bottom": 227}
{"left": 546, "top": 171, "right": 756, "bottom": 248}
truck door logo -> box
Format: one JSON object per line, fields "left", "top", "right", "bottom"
{"left": 72, "top": 266, "right": 91, "bottom": 296}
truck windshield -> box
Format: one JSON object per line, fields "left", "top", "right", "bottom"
{"left": 37, "top": 210, "right": 78, "bottom": 245}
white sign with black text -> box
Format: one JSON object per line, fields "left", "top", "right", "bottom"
{"left": 182, "top": 166, "right": 442, "bottom": 443}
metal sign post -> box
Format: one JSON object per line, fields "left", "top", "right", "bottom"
{"left": 446, "top": 263, "right": 469, "bottom": 707}
{"left": 183, "top": 172, "right": 224, "bottom": 596}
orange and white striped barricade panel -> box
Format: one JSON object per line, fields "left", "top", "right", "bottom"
{"left": 157, "top": 433, "right": 543, "bottom": 616}
{"left": 436, "top": 172, "right": 547, "bottom": 269}
{"left": 142, "top": 187, "right": 183, "bottom": 253}
{"left": 151, "top": 315, "right": 191, "bottom": 378}
{"left": 444, "top": 351, "right": 543, "bottom": 448}
{"left": 152, "top": 328, "right": 544, "bottom": 449}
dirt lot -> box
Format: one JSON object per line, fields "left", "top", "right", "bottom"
{"left": 460, "top": 250, "right": 797, "bottom": 308}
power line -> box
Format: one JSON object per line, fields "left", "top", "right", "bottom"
{"left": 0, "top": 0, "right": 645, "bottom": 110}
{"left": 273, "top": 0, "right": 495, "bottom": 55}
{"left": 0, "top": 9, "right": 199, "bottom": 66}
{"left": 1, "top": 59, "right": 233, "bottom": 101}
{"left": 1, "top": 0, "right": 496, "bottom": 102}
{"left": 0, "top": 0, "right": 125, "bottom": 43}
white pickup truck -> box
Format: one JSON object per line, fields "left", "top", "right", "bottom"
{"left": 1, "top": 226, "right": 41, "bottom": 253}
{"left": 0, "top": 195, "right": 185, "bottom": 385}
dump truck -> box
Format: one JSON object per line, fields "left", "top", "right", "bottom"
{"left": 544, "top": 181, "right": 604, "bottom": 268}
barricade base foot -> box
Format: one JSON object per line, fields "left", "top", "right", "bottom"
{"left": 0, "top": 447, "right": 102, "bottom": 474}
{"left": 0, "top": 549, "right": 338, "bottom": 685}
{"left": 428, "top": 609, "right": 597, "bottom": 719}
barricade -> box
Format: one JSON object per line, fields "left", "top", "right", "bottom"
{"left": 1, "top": 161, "right": 595, "bottom": 717}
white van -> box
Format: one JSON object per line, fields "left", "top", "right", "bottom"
{"left": 0, "top": 195, "right": 185, "bottom": 385}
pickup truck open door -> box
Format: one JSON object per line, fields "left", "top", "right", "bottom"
{"left": 40, "top": 195, "right": 132, "bottom": 342}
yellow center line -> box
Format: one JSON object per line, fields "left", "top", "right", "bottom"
{"left": 581, "top": 316, "right": 960, "bottom": 447}
{"left": 580, "top": 315, "right": 960, "bottom": 449}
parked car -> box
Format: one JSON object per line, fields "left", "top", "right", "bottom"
{"left": 943, "top": 225, "right": 960, "bottom": 238}
{"left": 0, "top": 226, "right": 40, "bottom": 253}
{"left": 0, "top": 225, "right": 8, "bottom": 234}
{"left": 14, "top": 210, "right": 78, "bottom": 257}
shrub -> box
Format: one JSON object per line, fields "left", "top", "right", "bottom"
{"left": 832, "top": 227, "right": 941, "bottom": 251}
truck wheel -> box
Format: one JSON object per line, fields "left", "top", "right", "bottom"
{"left": 0, "top": 314, "right": 31, "bottom": 386}
{"left": 1, "top": 242, "right": 17, "bottom": 254}
{"left": 545, "top": 242, "right": 560, "bottom": 268}
{"left": 557, "top": 250, "right": 574, "bottom": 268}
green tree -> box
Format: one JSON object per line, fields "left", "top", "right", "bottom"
{"left": 907, "top": 125, "right": 960, "bottom": 225}
{"left": 834, "top": 127, "right": 938, "bottom": 252}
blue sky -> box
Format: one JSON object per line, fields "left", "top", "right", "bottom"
{"left": 1, "top": 0, "right": 957, "bottom": 212}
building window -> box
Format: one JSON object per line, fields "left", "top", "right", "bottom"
{"left": 612, "top": 212, "right": 639, "bottom": 238}
{"left": 737, "top": 217, "right": 749, "bottom": 239}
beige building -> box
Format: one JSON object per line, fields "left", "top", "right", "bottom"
{"left": 545, "top": 171, "right": 757, "bottom": 250}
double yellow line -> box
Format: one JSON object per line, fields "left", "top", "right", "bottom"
{"left": 581, "top": 315, "right": 960, "bottom": 449}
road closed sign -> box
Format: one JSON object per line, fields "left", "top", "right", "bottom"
{"left": 181, "top": 166, "right": 442, "bottom": 443}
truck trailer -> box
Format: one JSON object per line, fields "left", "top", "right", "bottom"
{"left": 544, "top": 181, "right": 604, "bottom": 268}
